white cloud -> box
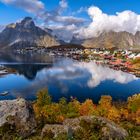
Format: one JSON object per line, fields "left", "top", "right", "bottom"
{"left": 59, "top": 0, "right": 68, "bottom": 9}
{"left": 26, "top": 60, "right": 138, "bottom": 89}
{"left": 77, "top": 62, "right": 137, "bottom": 87}
{"left": 10, "top": 59, "right": 138, "bottom": 98}
{"left": 37, "top": 0, "right": 85, "bottom": 41}
{"left": 40, "top": 0, "right": 85, "bottom": 26}
{"left": 77, "top": 7, "right": 87, "bottom": 14}
{"left": 49, "top": 24, "right": 78, "bottom": 42}
{"left": 0, "top": 0, "right": 84, "bottom": 42}
{"left": 72, "top": 7, "right": 87, "bottom": 15}
{"left": 76, "top": 6, "right": 140, "bottom": 39}
{"left": 2, "top": 1, "right": 140, "bottom": 42}
{"left": 0, "top": 0, "right": 85, "bottom": 42}
{"left": 0, "top": 0, "right": 45, "bottom": 14}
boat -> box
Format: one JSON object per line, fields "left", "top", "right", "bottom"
{"left": 0, "top": 91, "right": 9, "bottom": 96}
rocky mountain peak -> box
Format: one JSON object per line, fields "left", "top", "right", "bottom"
{"left": 135, "top": 31, "right": 140, "bottom": 36}
{"left": 22, "top": 17, "right": 33, "bottom": 22}
{"left": 17, "top": 17, "right": 35, "bottom": 29}
{"left": 6, "top": 23, "right": 16, "bottom": 29}
{"left": 81, "top": 30, "right": 140, "bottom": 49}
{"left": 0, "top": 17, "right": 60, "bottom": 48}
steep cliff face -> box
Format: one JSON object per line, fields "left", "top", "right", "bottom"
{"left": 71, "top": 31, "right": 140, "bottom": 49}
{"left": 134, "top": 31, "right": 140, "bottom": 46}
{"left": 0, "top": 17, "right": 60, "bottom": 48}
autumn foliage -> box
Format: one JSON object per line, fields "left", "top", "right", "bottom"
{"left": 127, "top": 94, "right": 140, "bottom": 124}
{"left": 33, "top": 89, "right": 140, "bottom": 125}
{"left": 79, "top": 99, "right": 96, "bottom": 116}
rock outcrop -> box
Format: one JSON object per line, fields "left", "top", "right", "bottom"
{"left": 41, "top": 116, "right": 128, "bottom": 139}
{"left": 0, "top": 98, "right": 36, "bottom": 137}
{"left": 0, "top": 17, "right": 60, "bottom": 49}
{"left": 0, "top": 98, "right": 129, "bottom": 139}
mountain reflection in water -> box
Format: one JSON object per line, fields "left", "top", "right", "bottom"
{"left": 3, "top": 64, "right": 52, "bottom": 80}
{"left": 0, "top": 53, "right": 140, "bottom": 102}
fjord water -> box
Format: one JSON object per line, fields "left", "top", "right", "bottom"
{"left": 0, "top": 52, "right": 140, "bottom": 102}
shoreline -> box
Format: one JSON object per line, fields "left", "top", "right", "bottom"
{"left": 12, "top": 47, "right": 140, "bottom": 77}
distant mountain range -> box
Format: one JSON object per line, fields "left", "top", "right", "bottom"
{"left": 0, "top": 17, "right": 140, "bottom": 50}
{"left": 0, "top": 17, "right": 60, "bottom": 49}
{"left": 80, "top": 31, "right": 140, "bottom": 49}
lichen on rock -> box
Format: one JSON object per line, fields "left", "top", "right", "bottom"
{"left": 0, "top": 98, "right": 36, "bottom": 137}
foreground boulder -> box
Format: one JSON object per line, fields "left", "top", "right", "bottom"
{"left": 42, "top": 116, "right": 128, "bottom": 139}
{"left": 0, "top": 98, "right": 36, "bottom": 137}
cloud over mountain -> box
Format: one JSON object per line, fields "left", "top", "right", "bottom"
{"left": 76, "top": 6, "right": 140, "bottom": 39}
{"left": 0, "top": 0, "right": 85, "bottom": 41}
{"left": 1, "top": 1, "right": 140, "bottom": 41}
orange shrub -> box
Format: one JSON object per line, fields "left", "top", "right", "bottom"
{"left": 107, "top": 107, "right": 121, "bottom": 123}
{"left": 136, "top": 109, "right": 140, "bottom": 125}
{"left": 120, "top": 109, "right": 129, "bottom": 121}
{"left": 96, "top": 96, "right": 112, "bottom": 117}
{"left": 99, "top": 96, "right": 112, "bottom": 109}
{"left": 79, "top": 99, "right": 96, "bottom": 116}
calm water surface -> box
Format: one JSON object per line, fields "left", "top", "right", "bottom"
{"left": 0, "top": 52, "right": 140, "bottom": 102}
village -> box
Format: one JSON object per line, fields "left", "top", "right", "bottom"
{"left": 14, "top": 47, "right": 140, "bottom": 77}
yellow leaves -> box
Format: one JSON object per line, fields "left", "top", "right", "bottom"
{"left": 33, "top": 89, "right": 52, "bottom": 121}
{"left": 96, "top": 96, "right": 113, "bottom": 117}
{"left": 79, "top": 99, "right": 95, "bottom": 116}
{"left": 70, "top": 98, "right": 81, "bottom": 110}
{"left": 107, "top": 107, "right": 120, "bottom": 123}
{"left": 36, "top": 88, "right": 51, "bottom": 107}
{"left": 127, "top": 94, "right": 140, "bottom": 125}
{"left": 120, "top": 109, "right": 129, "bottom": 121}
{"left": 99, "top": 96, "right": 112, "bottom": 109}
{"left": 56, "top": 115, "right": 65, "bottom": 123}
{"left": 33, "top": 89, "right": 140, "bottom": 125}
{"left": 127, "top": 94, "right": 140, "bottom": 113}
{"left": 67, "top": 98, "right": 81, "bottom": 118}
{"left": 136, "top": 109, "right": 140, "bottom": 125}
{"left": 33, "top": 104, "right": 41, "bottom": 119}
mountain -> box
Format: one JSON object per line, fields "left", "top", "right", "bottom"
{"left": 0, "top": 17, "right": 60, "bottom": 49}
{"left": 71, "top": 31, "right": 140, "bottom": 49}
{"left": 71, "top": 36, "right": 85, "bottom": 45}
{"left": 0, "top": 25, "right": 5, "bottom": 33}
{"left": 1, "top": 17, "right": 140, "bottom": 50}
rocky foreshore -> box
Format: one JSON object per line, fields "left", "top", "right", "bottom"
{"left": 0, "top": 98, "right": 129, "bottom": 139}
{"left": 0, "top": 98, "right": 36, "bottom": 137}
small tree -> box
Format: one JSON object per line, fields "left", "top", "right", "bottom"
{"left": 67, "top": 98, "right": 81, "bottom": 118}
{"left": 79, "top": 99, "right": 96, "bottom": 116}
{"left": 58, "top": 97, "right": 68, "bottom": 117}
{"left": 33, "top": 88, "right": 52, "bottom": 125}
{"left": 127, "top": 94, "right": 140, "bottom": 124}
{"left": 97, "top": 96, "right": 112, "bottom": 117}
{"left": 36, "top": 88, "right": 51, "bottom": 107}
{"left": 127, "top": 94, "right": 140, "bottom": 113}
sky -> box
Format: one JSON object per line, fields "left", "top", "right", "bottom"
{"left": 0, "top": 0, "right": 140, "bottom": 41}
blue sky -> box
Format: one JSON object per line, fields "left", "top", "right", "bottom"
{"left": 0, "top": 0, "right": 140, "bottom": 25}
{"left": 1, "top": 0, "right": 140, "bottom": 41}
